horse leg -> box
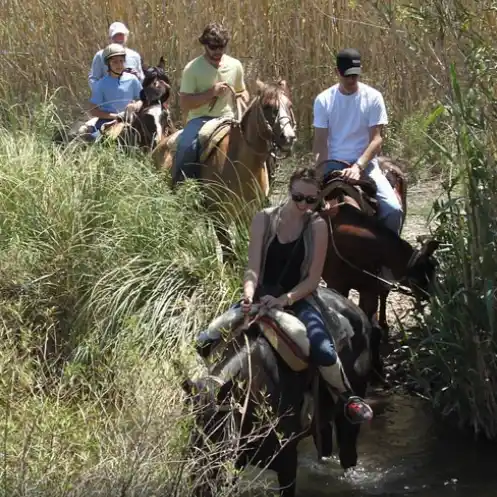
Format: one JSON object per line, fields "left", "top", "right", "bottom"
{"left": 313, "top": 422, "right": 334, "bottom": 459}
{"left": 358, "top": 291, "right": 384, "bottom": 385}
{"left": 334, "top": 374, "right": 367, "bottom": 471}
{"left": 275, "top": 445, "right": 298, "bottom": 497}
{"left": 335, "top": 410, "right": 361, "bottom": 471}
{"left": 378, "top": 290, "right": 390, "bottom": 344}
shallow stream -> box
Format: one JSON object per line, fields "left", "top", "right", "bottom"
{"left": 296, "top": 392, "right": 497, "bottom": 496}
{"left": 245, "top": 391, "right": 497, "bottom": 496}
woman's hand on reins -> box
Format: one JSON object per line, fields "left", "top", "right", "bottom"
{"left": 241, "top": 296, "right": 253, "bottom": 313}
{"left": 260, "top": 295, "right": 287, "bottom": 310}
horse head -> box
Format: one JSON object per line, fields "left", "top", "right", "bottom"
{"left": 403, "top": 237, "right": 440, "bottom": 299}
{"left": 181, "top": 375, "right": 234, "bottom": 435}
{"left": 253, "top": 78, "right": 297, "bottom": 155}
{"left": 122, "top": 57, "right": 175, "bottom": 151}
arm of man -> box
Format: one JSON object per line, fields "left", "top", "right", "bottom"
{"left": 178, "top": 64, "right": 217, "bottom": 114}
{"left": 88, "top": 51, "right": 105, "bottom": 90}
{"left": 312, "top": 95, "right": 329, "bottom": 175}
{"left": 284, "top": 217, "right": 328, "bottom": 305}
{"left": 354, "top": 92, "right": 388, "bottom": 168}
{"left": 243, "top": 211, "right": 267, "bottom": 303}
{"left": 234, "top": 61, "right": 250, "bottom": 103}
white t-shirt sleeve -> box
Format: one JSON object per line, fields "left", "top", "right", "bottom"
{"left": 313, "top": 94, "right": 329, "bottom": 129}
{"left": 368, "top": 92, "right": 388, "bottom": 127}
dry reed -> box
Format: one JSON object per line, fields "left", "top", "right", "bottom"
{"left": 2, "top": 0, "right": 494, "bottom": 144}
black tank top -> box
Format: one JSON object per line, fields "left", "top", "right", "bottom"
{"left": 259, "top": 234, "right": 305, "bottom": 297}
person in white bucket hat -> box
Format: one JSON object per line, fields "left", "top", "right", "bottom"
{"left": 88, "top": 21, "right": 144, "bottom": 90}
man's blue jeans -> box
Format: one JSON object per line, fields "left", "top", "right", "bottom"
{"left": 323, "top": 159, "right": 403, "bottom": 234}
{"left": 173, "top": 116, "right": 214, "bottom": 184}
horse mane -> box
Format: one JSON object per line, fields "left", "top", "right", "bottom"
{"left": 237, "top": 79, "right": 288, "bottom": 126}
{"left": 210, "top": 326, "right": 278, "bottom": 382}
{"left": 257, "top": 80, "right": 287, "bottom": 106}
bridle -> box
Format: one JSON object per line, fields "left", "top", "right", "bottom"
{"left": 206, "top": 84, "right": 297, "bottom": 160}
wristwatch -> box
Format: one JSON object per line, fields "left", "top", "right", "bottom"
{"left": 286, "top": 293, "right": 294, "bottom": 306}
{"left": 356, "top": 159, "right": 366, "bottom": 169}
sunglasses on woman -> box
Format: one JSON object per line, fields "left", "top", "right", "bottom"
{"left": 291, "top": 192, "right": 318, "bottom": 205}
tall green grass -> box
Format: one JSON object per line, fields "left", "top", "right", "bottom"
{"left": 0, "top": 102, "right": 276, "bottom": 495}
{"left": 405, "top": 4, "right": 497, "bottom": 439}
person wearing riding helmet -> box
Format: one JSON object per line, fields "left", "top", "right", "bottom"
{"left": 87, "top": 43, "right": 142, "bottom": 139}
{"left": 88, "top": 21, "right": 144, "bottom": 90}
{"left": 173, "top": 22, "right": 250, "bottom": 184}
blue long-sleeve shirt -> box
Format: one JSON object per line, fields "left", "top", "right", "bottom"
{"left": 88, "top": 47, "right": 144, "bottom": 90}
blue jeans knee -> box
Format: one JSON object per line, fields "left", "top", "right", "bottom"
{"left": 174, "top": 116, "right": 213, "bottom": 175}
{"left": 292, "top": 300, "right": 338, "bottom": 366}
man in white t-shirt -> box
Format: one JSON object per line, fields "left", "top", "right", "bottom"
{"left": 312, "top": 48, "right": 402, "bottom": 234}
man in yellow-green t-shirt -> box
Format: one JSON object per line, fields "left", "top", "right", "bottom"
{"left": 173, "top": 22, "right": 250, "bottom": 184}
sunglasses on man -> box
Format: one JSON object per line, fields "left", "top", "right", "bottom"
{"left": 207, "top": 43, "right": 226, "bottom": 51}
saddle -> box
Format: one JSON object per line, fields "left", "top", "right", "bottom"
{"left": 166, "top": 117, "right": 234, "bottom": 165}
{"left": 321, "top": 170, "right": 378, "bottom": 217}
{"left": 77, "top": 117, "right": 125, "bottom": 141}
{"left": 201, "top": 298, "right": 355, "bottom": 373}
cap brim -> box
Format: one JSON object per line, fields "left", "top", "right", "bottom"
{"left": 343, "top": 67, "right": 361, "bottom": 76}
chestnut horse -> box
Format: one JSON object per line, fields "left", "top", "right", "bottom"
{"left": 318, "top": 194, "right": 439, "bottom": 379}
{"left": 152, "top": 79, "right": 297, "bottom": 255}
{"left": 315, "top": 158, "right": 439, "bottom": 379}
{"left": 317, "top": 157, "right": 408, "bottom": 328}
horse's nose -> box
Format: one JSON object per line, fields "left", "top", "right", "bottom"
{"left": 282, "top": 130, "right": 296, "bottom": 145}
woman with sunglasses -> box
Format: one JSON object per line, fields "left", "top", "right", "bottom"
{"left": 240, "top": 166, "right": 373, "bottom": 425}
{"left": 173, "top": 22, "right": 250, "bottom": 184}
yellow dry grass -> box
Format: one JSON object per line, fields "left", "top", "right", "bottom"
{"left": 1, "top": 0, "right": 494, "bottom": 141}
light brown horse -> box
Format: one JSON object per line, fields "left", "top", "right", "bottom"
{"left": 152, "top": 79, "right": 297, "bottom": 255}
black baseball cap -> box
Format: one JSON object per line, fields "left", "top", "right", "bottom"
{"left": 336, "top": 48, "right": 362, "bottom": 76}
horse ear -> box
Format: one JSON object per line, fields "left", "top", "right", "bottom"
{"left": 420, "top": 239, "right": 440, "bottom": 258}
{"left": 255, "top": 79, "right": 266, "bottom": 94}
{"left": 278, "top": 79, "right": 290, "bottom": 97}
{"left": 158, "top": 56, "right": 165, "bottom": 69}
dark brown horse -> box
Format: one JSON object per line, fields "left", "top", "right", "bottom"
{"left": 317, "top": 157, "right": 408, "bottom": 332}
{"left": 179, "top": 286, "right": 374, "bottom": 497}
